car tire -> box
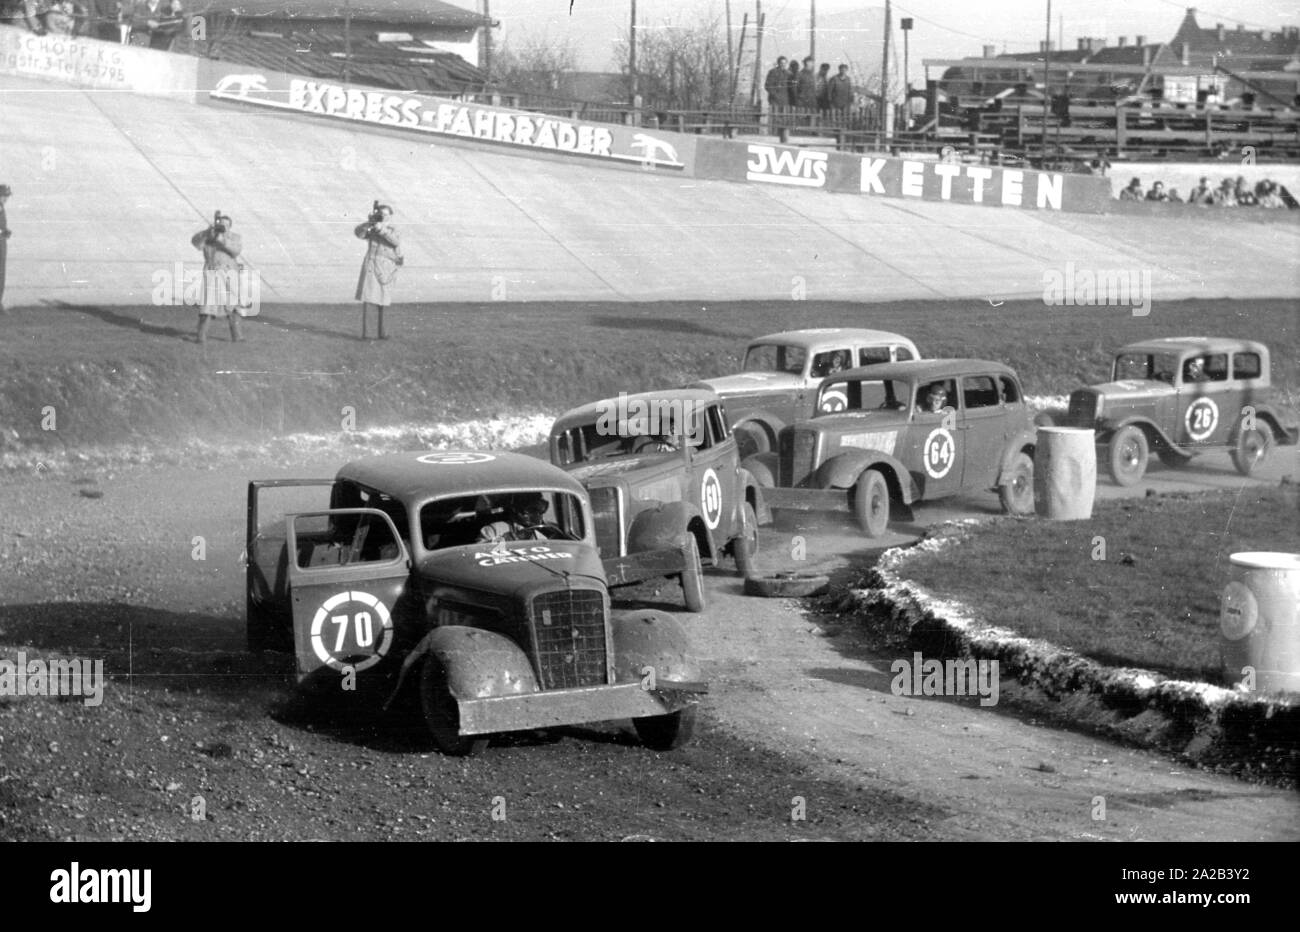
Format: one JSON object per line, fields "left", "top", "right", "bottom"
{"left": 734, "top": 423, "right": 770, "bottom": 459}
{"left": 852, "top": 469, "right": 890, "bottom": 537}
{"left": 733, "top": 501, "right": 759, "bottom": 578}
{"left": 1107, "top": 426, "right": 1148, "bottom": 487}
{"left": 634, "top": 705, "right": 697, "bottom": 751}
{"left": 680, "top": 533, "right": 706, "bottom": 613}
{"left": 743, "top": 572, "right": 831, "bottom": 598}
{"left": 998, "top": 451, "right": 1035, "bottom": 516}
{"left": 420, "top": 657, "right": 489, "bottom": 757}
{"left": 1231, "top": 423, "right": 1273, "bottom": 477}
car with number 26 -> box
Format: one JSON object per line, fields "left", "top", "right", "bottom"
{"left": 244, "top": 451, "right": 707, "bottom": 756}
{"left": 744, "top": 359, "right": 1038, "bottom": 536}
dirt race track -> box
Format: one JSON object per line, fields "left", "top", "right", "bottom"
{"left": 1, "top": 445, "right": 1296, "bottom": 843}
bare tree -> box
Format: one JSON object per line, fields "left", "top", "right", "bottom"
{"left": 492, "top": 32, "right": 580, "bottom": 100}
{"left": 614, "top": 12, "right": 734, "bottom": 111}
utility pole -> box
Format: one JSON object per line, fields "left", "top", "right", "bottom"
{"left": 343, "top": 0, "right": 352, "bottom": 84}
{"left": 880, "top": 0, "right": 891, "bottom": 136}
{"left": 901, "top": 17, "right": 912, "bottom": 129}
{"left": 810, "top": 0, "right": 816, "bottom": 61}
{"left": 630, "top": 0, "right": 639, "bottom": 105}
{"left": 1042, "top": 0, "right": 1051, "bottom": 160}
{"left": 752, "top": 2, "right": 764, "bottom": 108}
{"left": 727, "top": 0, "right": 735, "bottom": 100}
{"left": 735, "top": 13, "right": 749, "bottom": 102}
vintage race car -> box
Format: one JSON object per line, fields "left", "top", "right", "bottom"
{"left": 245, "top": 451, "right": 707, "bottom": 756}
{"left": 1057, "top": 337, "right": 1299, "bottom": 486}
{"left": 744, "top": 359, "right": 1037, "bottom": 536}
{"left": 549, "top": 389, "right": 768, "bottom": 611}
{"left": 692, "top": 328, "right": 922, "bottom": 459}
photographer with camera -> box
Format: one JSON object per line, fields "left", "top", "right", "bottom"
{"left": 354, "top": 201, "right": 403, "bottom": 341}
{"left": 190, "top": 210, "right": 245, "bottom": 344}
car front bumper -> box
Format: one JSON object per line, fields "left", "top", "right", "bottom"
{"left": 456, "top": 680, "right": 706, "bottom": 735}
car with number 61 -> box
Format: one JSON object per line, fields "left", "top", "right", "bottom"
{"left": 743, "top": 359, "right": 1038, "bottom": 536}
{"left": 549, "top": 389, "right": 768, "bottom": 612}
{"left": 1057, "top": 337, "right": 1299, "bottom": 486}
{"left": 244, "top": 451, "right": 707, "bottom": 756}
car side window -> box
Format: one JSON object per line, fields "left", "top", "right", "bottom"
{"left": 1233, "top": 353, "right": 1262, "bottom": 380}
{"left": 811, "top": 349, "right": 851, "bottom": 378}
{"left": 859, "top": 346, "right": 891, "bottom": 366}
{"left": 894, "top": 345, "right": 915, "bottom": 362}
{"left": 293, "top": 511, "right": 401, "bottom": 569}
{"left": 1183, "top": 354, "right": 1229, "bottom": 383}
{"left": 962, "top": 375, "right": 1000, "bottom": 410}
{"left": 999, "top": 376, "right": 1021, "bottom": 404}
{"left": 706, "top": 406, "right": 730, "bottom": 444}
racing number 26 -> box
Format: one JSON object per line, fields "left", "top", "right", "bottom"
{"left": 330, "top": 612, "right": 374, "bottom": 651}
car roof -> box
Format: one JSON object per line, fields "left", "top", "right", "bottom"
{"left": 748, "top": 328, "right": 917, "bottom": 349}
{"left": 336, "top": 451, "right": 585, "bottom": 503}
{"left": 551, "top": 388, "right": 721, "bottom": 434}
{"left": 831, "top": 358, "right": 1018, "bottom": 382}
{"left": 1117, "top": 337, "right": 1270, "bottom": 357}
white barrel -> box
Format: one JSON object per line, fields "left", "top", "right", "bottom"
{"left": 1220, "top": 552, "right": 1300, "bottom": 695}
{"left": 1033, "top": 427, "right": 1097, "bottom": 520}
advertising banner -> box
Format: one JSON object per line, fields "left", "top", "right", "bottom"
{"left": 197, "top": 59, "right": 695, "bottom": 174}
{"left": 0, "top": 24, "right": 197, "bottom": 98}
{"left": 694, "top": 137, "right": 1111, "bottom": 213}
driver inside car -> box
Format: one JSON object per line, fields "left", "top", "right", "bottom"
{"left": 479, "top": 493, "right": 553, "bottom": 542}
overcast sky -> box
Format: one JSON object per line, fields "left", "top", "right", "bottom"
{"left": 481, "top": 0, "right": 1297, "bottom": 75}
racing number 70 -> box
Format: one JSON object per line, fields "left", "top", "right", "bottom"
{"left": 331, "top": 612, "right": 375, "bottom": 651}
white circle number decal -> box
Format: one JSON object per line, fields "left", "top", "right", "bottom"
{"left": 923, "top": 429, "right": 956, "bottom": 479}
{"left": 1219, "top": 581, "right": 1258, "bottom": 641}
{"left": 310, "top": 590, "right": 394, "bottom": 672}
{"left": 1184, "top": 398, "right": 1219, "bottom": 442}
{"left": 700, "top": 468, "right": 723, "bottom": 530}
{"left": 417, "top": 451, "right": 495, "bottom": 465}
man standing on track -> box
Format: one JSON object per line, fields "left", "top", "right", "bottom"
{"left": 190, "top": 211, "right": 245, "bottom": 343}
{"left": 355, "top": 201, "right": 403, "bottom": 341}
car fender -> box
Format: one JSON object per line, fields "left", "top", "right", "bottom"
{"left": 611, "top": 608, "right": 703, "bottom": 687}
{"left": 741, "top": 452, "right": 779, "bottom": 488}
{"left": 996, "top": 429, "right": 1038, "bottom": 486}
{"left": 733, "top": 412, "right": 787, "bottom": 449}
{"left": 389, "top": 625, "right": 539, "bottom": 708}
{"left": 1233, "top": 403, "right": 1299, "bottom": 446}
{"left": 813, "top": 451, "right": 918, "bottom": 504}
{"left": 737, "top": 468, "right": 772, "bottom": 526}
{"left": 628, "top": 500, "right": 702, "bottom": 555}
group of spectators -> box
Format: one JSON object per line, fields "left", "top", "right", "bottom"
{"left": 764, "top": 55, "right": 855, "bottom": 116}
{"left": 1, "top": 0, "right": 184, "bottom": 48}
{"left": 1118, "top": 175, "right": 1291, "bottom": 208}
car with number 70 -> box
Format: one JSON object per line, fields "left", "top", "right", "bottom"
{"left": 743, "top": 360, "right": 1038, "bottom": 536}
{"left": 244, "top": 451, "right": 707, "bottom": 757}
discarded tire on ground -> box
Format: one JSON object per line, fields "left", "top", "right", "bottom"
{"left": 743, "top": 572, "right": 831, "bottom": 598}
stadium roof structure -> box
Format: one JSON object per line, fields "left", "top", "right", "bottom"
{"left": 190, "top": 1, "right": 494, "bottom": 28}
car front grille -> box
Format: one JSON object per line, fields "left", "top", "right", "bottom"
{"left": 788, "top": 429, "right": 818, "bottom": 487}
{"left": 1067, "top": 390, "right": 1100, "bottom": 425}
{"left": 529, "top": 589, "right": 610, "bottom": 689}
{"left": 587, "top": 486, "right": 623, "bottom": 559}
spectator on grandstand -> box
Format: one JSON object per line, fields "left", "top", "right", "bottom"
{"left": 134, "top": 0, "right": 182, "bottom": 50}
{"left": 1257, "top": 181, "right": 1286, "bottom": 209}
{"left": 1089, "top": 149, "right": 1111, "bottom": 176}
{"left": 796, "top": 56, "right": 818, "bottom": 110}
{"left": 115, "top": 0, "right": 131, "bottom": 42}
{"left": 786, "top": 59, "right": 801, "bottom": 109}
{"left": 764, "top": 56, "right": 790, "bottom": 111}
{"left": 1212, "top": 178, "right": 1237, "bottom": 207}
{"left": 1167, "top": 188, "right": 1184, "bottom": 204}
{"left": 1233, "top": 176, "right": 1257, "bottom": 207}
{"left": 828, "top": 64, "right": 853, "bottom": 115}
{"left": 1187, "top": 177, "right": 1214, "bottom": 205}
{"left": 44, "top": 0, "right": 75, "bottom": 33}
{"left": 816, "top": 63, "right": 831, "bottom": 115}
{"left": 1119, "top": 178, "right": 1145, "bottom": 201}
{"left": 19, "top": 0, "right": 46, "bottom": 32}
{"left": 1144, "top": 181, "right": 1170, "bottom": 203}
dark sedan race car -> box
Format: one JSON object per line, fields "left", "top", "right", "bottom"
{"left": 245, "top": 451, "right": 707, "bottom": 756}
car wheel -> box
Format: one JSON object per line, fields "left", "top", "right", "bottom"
{"left": 743, "top": 572, "right": 831, "bottom": 598}
{"left": 852, "top": 469, "right": 890, "bottom": 537}
{"left": 634, "top": 705, "right": 697, "bottom": 751}
{"left": 733, "top": 501, "right": 759, "bottom": 578}
{"left": 1107, "top": 426, "right": 1148, "bottom": 487}
{"left": 420, "top": 657, "right": 488, "bottom": 757}
{"left": 734, "top": 423, "right": 770, "bottom": 459}
{"left": 680, "top": 533, "right": 706, "bottom": 613}
{"left": 998, "top": 451, "right": 1035, "bottom": 516}
{"left": 1231, "top": 424, "right": 1272, "bottom": 476}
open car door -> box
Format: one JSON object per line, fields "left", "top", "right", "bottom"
{"left": 284, "top": 508, "right": 410, "bottom": 684}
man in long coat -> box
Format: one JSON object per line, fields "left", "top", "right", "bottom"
{"left": 355, "top": 203, "right": 403, "bottom": 340}
{"left": 191, "top": 213, "right": 244, "bottom": 343}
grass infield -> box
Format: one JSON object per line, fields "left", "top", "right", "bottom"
{"left": 0, "top": 297, "right": 1295, "bottom": 452}
{"left": 898, "top": 485, "right": 1300, "bottom": 683}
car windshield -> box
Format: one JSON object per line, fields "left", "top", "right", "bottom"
{"left": 743, "top": 343, "right": 806, "bottom": 375}
{"left": 1114, "top": 352, "right": 1179, "bottom": 383}
{"left": 419, "top": 491, "right": 586, "bottom": 550}
{"left": 817, "top": 378, "right": 912, "bottom": 413}
{"left": 554, "top": 407, "right": 705, "bottom": 464}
